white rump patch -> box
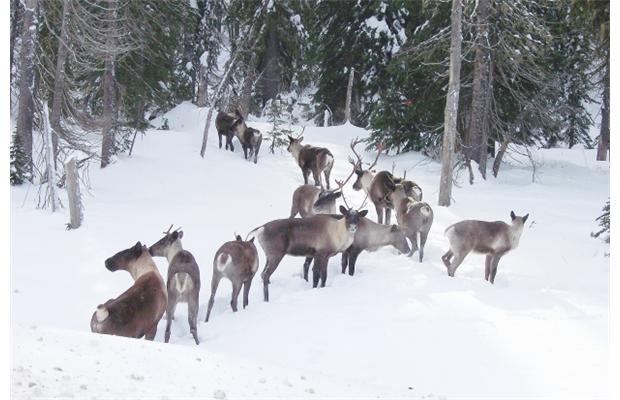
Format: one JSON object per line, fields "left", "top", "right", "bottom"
{"left": 216, "top": 253, "right": 231, "bottom": 272}
{"left": 95, "top": 306, "right": 109, "bottom": 322}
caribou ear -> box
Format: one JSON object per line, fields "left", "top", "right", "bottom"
{"left": 171, "top": 231, "right": 179, "bottom": 240}
{"left": 298, "top": 136, "right": 304, "bottom": 142}
{"left": 358, "top": 209, "right": 369, "bottom": 218}
{"left": 510, "top": 211, "right": 516, "bottom": 220}
{"left": 135, "top": 241, "right": 142, "bottom": 250}
{"left": 334, "top": 191, "right": 342, "bottom": 199}
{"left": 178, "top": 231, "right": 184, "bottom": 239}
{"left": 391, "top": 224, "right": 399, "bottom": 232}
{"left": 523, "top": 214, "right": 529, "bottom": 223}
{"left": 339, "top": 205, "right": 348, "bottom": 215}
{"left": 236, "top": 234, "right": 242, "bottom": 241}
{"left": 288, "top": 135, "right": 294, "bottom": 142}
{"left": 248, "top": 237, "right": 255, "bottom": 243}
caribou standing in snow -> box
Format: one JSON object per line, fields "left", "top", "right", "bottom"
{"left": 287, "top": 135, "right": 335, "bottom": 189}
{"left": 205, "top": 234, "right": 259, "bottom": 322}
{"left": 90, "top": 242, "right": 167, "bottom": 340}
{"left": 341, "top": 219, "right": 411, "bottom": 276}
{"left": 149, "top": 226, "right": 201, "bottom": 345}
{"left": 389, "top": 183, "right": 434, "bottom": 262}
{"left": 248, "top": 205, "right": 367, "bottom": 301}
{"left": 442, "top": 211, "right": 529, "bottom": 283}
{"left": 215, "top": 109, "right": 241, "bottom": 151}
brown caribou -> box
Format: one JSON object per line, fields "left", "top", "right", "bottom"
{"left": 287, "top": 134, "right": 334, "bottom": 189}
{"left": 149, "top": 225, "right": 201, "bottom": 345}
{"left": 205, "top": 234, "right": 259, "bottom": 322}
{"left": 230, "top": 112, "right": 262, "bottom": 164}
{"left": 389, "top": 183, "right": 434, "bottom": 262}
{"left": 442, "top": 211, "right": 529, "bottom": 283}
{"left": 215, "top": 109, "right": 242, "bottom": 151}
{"left": 247, "top": 205, "right": 367, "bottom": 301}
{"left": 90, "top": 242, "right": 167, "bottom": 340}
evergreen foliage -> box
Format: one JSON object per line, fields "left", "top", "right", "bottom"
{"left": 265, "top": 98, "right": 296, "bottom": 154}
{"left": 10, "top": 129, "right": 29, "bottom": 185}
{"left": 592, "top": 199, "right": 610, "bottom": 242}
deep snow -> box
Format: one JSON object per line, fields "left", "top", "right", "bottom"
{"left": 11, "top": 102, "right": 609, "bottom": 399}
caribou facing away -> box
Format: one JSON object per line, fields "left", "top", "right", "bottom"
{"left": 248, "top": 205, "right": 367, "bottom": 301}
{"left": 90, "top": 242, "right": 167, "bottom": 340}
{"left": 442, "top": 211, "right": 529, "bottom": 283}
{"left": 205, "top": 234, "right": 259, "bottom": 322}
{"left": 149, "top": 226, "right": 201, "bottom": 345}
{"left": 389, "top": 183, "right": 434, "bottom": 262}
{"left": 287, "top": 135, "right": 334, "bottom": 189}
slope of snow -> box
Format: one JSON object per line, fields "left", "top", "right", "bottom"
{"left": 11, "top": 102, "right": 609, "bottom": 399}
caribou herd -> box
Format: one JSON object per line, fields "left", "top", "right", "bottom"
{"left": 91, "top": 108, "right": 529, "bottom": 342}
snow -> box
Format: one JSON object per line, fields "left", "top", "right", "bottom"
{"left": 11, "top": 102, "right": 609, "bottom": 399}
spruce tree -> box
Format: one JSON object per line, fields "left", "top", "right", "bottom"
{"left": 265, "top": 98, "right": 295, "bottom": 154}
{"left": 10, "top": 129, "right": 29, "bottom": 185}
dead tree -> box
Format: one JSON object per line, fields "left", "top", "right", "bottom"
{"left": 344, "top": 67, "right": 355, "bottom": 124}
{"left": 438, "top": 0, "right": 463, "bottom": 207}
{"left": 49, "top": 0, "right": 70, "bottom": 164}
{"left": 100, "top": 0, "right": 118, "bottom": 168}
{"left": 65, "top": 157, "right": 83, "bottom": 230}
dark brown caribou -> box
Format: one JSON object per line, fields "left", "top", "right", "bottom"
{"left": 90, "top": 242, "right": 167, "bottom": 340}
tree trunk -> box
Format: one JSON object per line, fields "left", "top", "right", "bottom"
{"left": 257, "top": 20, "right": 280, "bottom": 107}
{"left": 50, "top": 0, "right": 71, "bottom": 165}
{"left": 492, "top": 137, "right": 510, "bottom": 178}
{"left": 196, "top": 63, "right": 209, "bottom": 107}
{"left": 438, "top": 0, "right": 463, "bottom": 207}
{"left": 467, "top": 0, "right": 491, "bottom": 179}
{"left": 43, "top": 104, "right": 60, "bottom": 212}
{"left": 65, "top": 157, "right": 83, "bottom": 229}
{"left": 239, "top": 54, "right": 258, "bottom": 118}
{"left": 596, "top": 58, "right": 610, "bottom": 161}
{"left": 344, "top": 67, "right": 355, "bottom": 124}
{"left": 100, "top": 0, "right": 117, "bottom": 168}
{"left": 16, "top": 0, "right": 37, "bottom": 180}
{"left": 10, "top": 0, "right": 23, "bottom": 85}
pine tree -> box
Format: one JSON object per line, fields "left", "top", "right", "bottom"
{"left": 265, "top": 98, "right": 295, "bottom": 154}
{"left": 10, "top": 129, "right": 29, "bottom": 185}
{"left": 309, "top": 0, "right": 406, "bottom": 126}
{"left": 592, "top": 199, "right": 610, "bottom": 242}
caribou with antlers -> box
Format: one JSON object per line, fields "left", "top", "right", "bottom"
{"left": 149, "top": 225, "right": 201, "bottom": 345}
{"left": 345, "top": 138, "right": 398, "bottom": 224}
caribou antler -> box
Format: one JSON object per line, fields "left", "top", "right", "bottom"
{"left": 163, "top": 224, "right": 182, "bottom": 235}
{"left": 366, "top": 142, "right": 384, "bottom": 171}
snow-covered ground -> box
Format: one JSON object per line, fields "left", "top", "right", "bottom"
{"left": 11, "top": 102, "right": 610, "bottom": 399}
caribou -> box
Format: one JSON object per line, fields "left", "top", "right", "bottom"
{"left": 287, "top": 134, "right": 334, "bottom": 189}
{"left": 90, "top": 242, "right": 167, "bottom": 340}
{"left": 149, "top": 225, "right": 201, "bottom": 345}
{"left": 247, "top": 201, "right": 367, "bottom": 301}
{"left": 442, "top": 211, "right": 529, "bottom": 283}
{"left": 388, "top": 183, "right": 434, "bottom": 262}
{"left": 215, "top": 109, "right": 242, "bottom": 151}
{"left": 347, "top": 138, "right": 398, "bottom": 225}
{"left": 205, "top": 234, "right": 259, "bottom": 322}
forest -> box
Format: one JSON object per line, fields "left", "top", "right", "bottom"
{"left": 9, "top": 0, "right": 611, "bottom": 399}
